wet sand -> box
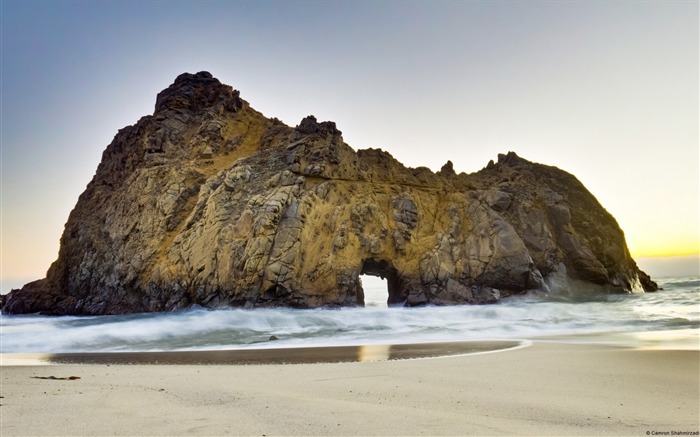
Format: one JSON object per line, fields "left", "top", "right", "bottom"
{"left": 1, "top": 341, "right": 698, "bottom": 436}
{"left": 2, "top": 340, "right": 523, "bottom": 366}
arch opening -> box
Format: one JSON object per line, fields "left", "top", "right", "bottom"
{"left": 360, "top": 259, "right": 406, "bottom": 307}
{"left": 360, "top": 275, "right": 387, "bottom": 307}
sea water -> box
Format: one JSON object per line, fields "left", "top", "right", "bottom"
{"left": 1, "top": 277, "right": 697, "bottom": 353}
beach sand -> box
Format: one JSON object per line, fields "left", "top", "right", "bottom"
{"left": 1, "top": 342, "right": 698, "bottom": 436}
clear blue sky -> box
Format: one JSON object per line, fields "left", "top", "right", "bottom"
{"left": 1, "top": 1, "right": 698, "bottom": 291}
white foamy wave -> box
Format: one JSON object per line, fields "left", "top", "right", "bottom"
{"left": 1, "top": 276, "right": 697, "bottom": 353}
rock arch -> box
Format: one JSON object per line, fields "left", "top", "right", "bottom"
{"left": 2, "top": 72, "right": 657, "bottom": 315}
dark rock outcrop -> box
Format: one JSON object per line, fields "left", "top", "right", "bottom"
{"left": 2, "top": 72, "right": 657, "bottom": 315}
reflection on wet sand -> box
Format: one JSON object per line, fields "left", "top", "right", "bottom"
{"left": 1, "top": 340, "right": 523, "bottom": 366}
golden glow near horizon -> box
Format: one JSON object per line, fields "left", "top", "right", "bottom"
{"left": 627, "top": 231, "right": 700, "bottom": 259}
{"left": 633, "top": 248, "right": 700, "bottom": 259}
{"left": 630, "top": 239, "right": 700, "bottom": 258}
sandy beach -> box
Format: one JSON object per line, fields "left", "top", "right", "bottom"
{"left": 1, "top": 341, "right": 698, "bottom": 436}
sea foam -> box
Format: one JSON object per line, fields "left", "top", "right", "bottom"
{"left": 1, "top": 277, "right": 697, "bottom": 353}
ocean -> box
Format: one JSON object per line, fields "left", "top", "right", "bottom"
{"left": 1, "top": 276, "right": 698, "bottom": 354}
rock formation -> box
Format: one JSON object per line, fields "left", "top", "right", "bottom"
{"left": 2, "top": 71, "right": 657, "bottom": 315}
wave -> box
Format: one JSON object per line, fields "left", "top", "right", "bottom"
{"left": 657, "top": 277, "right": 700, "bottom": 290}
{"left": 1, "top": 277, "right": 698, "bottom": 353}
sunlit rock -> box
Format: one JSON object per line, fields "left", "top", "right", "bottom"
{"left": 2, "top": 72, "right": 657, "bottom": 315}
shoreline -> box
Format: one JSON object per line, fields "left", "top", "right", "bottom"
{"left": 2, "top": 326, "right": 697, "bottom": 367}
{"left": 1, "top": 340, "right": 525, "bottom": 366}
{"left": 2, "top": 340, "right": 698, "bottom": 436}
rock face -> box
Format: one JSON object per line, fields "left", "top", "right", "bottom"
{"left": 2, "top": 72, "right": 657, "bottom": 315}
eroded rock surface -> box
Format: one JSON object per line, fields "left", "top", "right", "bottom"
{"left": 3, "top": 72, "right": 657, "bottom": 315}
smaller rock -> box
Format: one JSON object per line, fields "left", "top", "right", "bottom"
{"left": 405, "top": 290, "right": 428, "bottom": 307}
{"left": 199, "top": 146, "right": 213, "bottom": 159}
{"left": 295, "top": 115, "right": 341, "bottom": 136}
{"left": 484, "top": 190, "right": 512, "bottom": 212}
{"left": 473, "top": 285, "right": 501, "bottom": 304}
{"left": 439, "top": 161, "right": 455, "bottom": 176}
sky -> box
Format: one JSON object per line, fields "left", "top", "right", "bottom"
{"left": 1, "top": 0, "right": 698, "bottom": 292}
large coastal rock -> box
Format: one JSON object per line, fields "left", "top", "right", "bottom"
{"left": 3, "top": 72, "right": 657, "bottom": 315}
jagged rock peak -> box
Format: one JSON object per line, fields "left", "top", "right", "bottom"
{"left": 295, "top": 115, "right": 342, "bottom": 137}
{"left": 154, "top": 70, "right": 243, "bottom": 114}
{"left": 498, "top": 151, "right": 526, "bottom": 165}
{"left": 439, "top": 160, "right": 456, "bottom": 177}
{"left": 1, "top": 72, "right": 658, "bottom": 315}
